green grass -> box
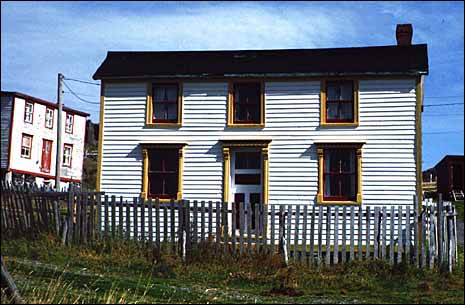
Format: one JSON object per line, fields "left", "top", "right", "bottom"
{"left": 1, "top": 235, "right": 464, "bottom": 304}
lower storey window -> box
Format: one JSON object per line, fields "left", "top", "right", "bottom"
{"left": 317, "top": 143, "right": 363, "bottom": 204}
{"left": 21, "top": 134, "right": 33, "bottom": 158}
{"left": 323, "top": 149, "right": 357, "bottom": 201}
{"left": 146, "top": 147, "right": 180, "bottom": 200}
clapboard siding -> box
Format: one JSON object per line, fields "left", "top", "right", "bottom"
{"left": 1, "top": 95, "right": 13, "bottom": 169}
{"left": 100, "top": 79, "right": 417, "bottom": 207}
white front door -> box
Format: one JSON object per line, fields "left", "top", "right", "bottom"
{"left": 231, "top": 150, "right": 262, "bottom": 233}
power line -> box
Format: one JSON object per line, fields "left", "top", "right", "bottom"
{"left": 63, "top": 77, "right": 100, "bottom": 86}
{"left": 423, "top": 102, "right": 463, "bottom": 107}
{"left": 62, "top": 80, "right": 100, "bottom": 105}
{"left": 63, "top": 91, "right": 98, "bottom": 98}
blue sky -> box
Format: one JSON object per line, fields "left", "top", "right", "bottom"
{"left": 1, "top": 1, "right": 463, "bottom": 169}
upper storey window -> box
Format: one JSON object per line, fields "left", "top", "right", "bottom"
{"left": 228, "top": 81, "right": 264, "bottom": 128}
{"left": 65, "top": 113, "right": 74, "bottom": 134}
{"left": 24, "top": 102, "right": 34, "bottom": 123}
{"left": 146, "top": 82, "right": 182, "bottom": 127}
{"left": 321, "top": 80, "right": 359, "bottom": 127}
{"left": 45, "top": 108, "right": 54, "bottom": 129}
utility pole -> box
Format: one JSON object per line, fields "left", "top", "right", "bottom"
{"left": 55, "top": 73, "right": 64, "bottom": 190}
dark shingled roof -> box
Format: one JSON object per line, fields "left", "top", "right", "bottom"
{"left": 1, "top": 91, "right": 90, "bottom": 117}
{"left": 93, "top": 44, "right": 428, "bottom": 80}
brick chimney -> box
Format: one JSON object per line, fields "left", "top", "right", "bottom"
{"left": 396, "top": 24, "right": 413, "bottom": 46}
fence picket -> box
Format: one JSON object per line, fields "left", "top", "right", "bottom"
{"left": 201, "top": 201, "right": 206, "bottom": 242}
{"left": 155, "top": 199, "right": 160, "bottom": 251}
{"left": 231, "top": 202, "right": 236, "bottom": 252}
{"left": 374, "top": 207, "right": 380, "bottom": 259}
{"left": 382, "top": 207, "right": 387, "bottom": 260}
{"left": 390, "top": 206, "right": 395, "bottom": 265}
{"left": 287, "top": 205, "right": 292, "bottom": 259}
{"left": 140, "top": 197, "right": 145, "bottom": 242}
{"left": 366, "top": 206, "right": 371, "bottom": 259}
{"left": 216, "top": 201, "right": 221, "bottom": 252}
{"left": 349, "top": 206, "right": 355, "bottom": 261}
{"left": 125, "top": 200, "right": 130, "bottom": 241}
{"left": 133, "top": 197, "right": 138, "bottom": 241}
{"left": 294, "top": 205, "right": 300, "bottom": 261}
{"left": 342, "top": 206, "right": 347, "bottom": 263}
{"left": 302, "top": 206, "right": 308, "bottom": 264}
{"left": 325, "top": 206, "right": 331, "bottom": 265}
{"left": 239, "top": 202, "right": 245, "bottom": 255}
{"left": 406, "top": 206, "right": 411, "bottom": 264}
{"left": 397, "top": 206, "right": 403, "bottom": 264}
{"left": 414, "top": 195, "right": 420, "bottom": 268}
{"left": 224, "top": 201, "right": 229, "bottom": 253}
{"left": 169, "top": 199, "right": 175, "bottom": 254}
{"left": 317, "top": 206, "right": 323, "bottom": 266}
{"left": 334, "top": 207, "right": 339, "bottom": 265}
{"left": 358, "top": 206, "right": 363, "bottom": 261}
{"left": 429, "top": 205, "right": 435, "bottom": 270}
{"left": 270, "top": 205, "right": 275, "bottom": 254}
{"left": 148, "top": 198, "right": 153, "bottom": 246}
{"left": 310, "top": 206, "right": 315, "bottom": 266}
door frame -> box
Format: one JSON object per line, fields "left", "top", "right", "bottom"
{"left": 41, "top": 139, "right": 53, "bottom": 173}
{"left": 221, "top": 139, "right": 271, "bottom": 235}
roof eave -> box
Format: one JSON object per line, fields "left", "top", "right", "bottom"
{"left": 93, "top": 70, "right": 428, "bottom": 80}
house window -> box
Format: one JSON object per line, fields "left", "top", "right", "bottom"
{"left": 316, "top": 144, "right": 363, "bottom": 205}
{"left": 142, "top": 145, "right": 184, "bottom": 201}
{"left": 63, "top": 144, "right": 73, "bottom": 167}
{"left": 228, "top": 82, "right": 264, "bottom": 127}
{"left": 146, "top": 83, "right": 182, "bottom": 126}
{"left": 65, "top": 113, "right": 74, "bottom": 133}
{"left": 323, "top": 149, "right": 357, "bottom": 201}
{"left": 21, "top": 134, "right": 33, "bottom": 159}
{"left": 45, "top": 108, "right": 54, "bottom": 129}
{"left": 321, "top": 80, "right": 359, "bottom": 126}
{"left": 24, "top": 102, "right": 34, "bottom": 123}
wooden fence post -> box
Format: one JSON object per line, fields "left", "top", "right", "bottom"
{"left": 437, "top": 194, "right": 444, "bottom": 268}
{"left": 414, "top": 195, "right": 420, "bottom": 268}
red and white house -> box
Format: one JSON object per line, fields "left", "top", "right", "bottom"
{"left": 1, "top": 91, "right": 89, "bottom": 187}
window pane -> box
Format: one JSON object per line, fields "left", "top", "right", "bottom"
{"left": 154, "top": 85, "right": 177, "bottom": 102}
{"left": 340, "top": 82, "right": 353, "bottom": 100}
{"left": 327, "top": 81, "right": 353, "bottom": 101}
{"left": 154, "top": 104, "right": 177, "bottom": 121}
{"left": 149, "top": 148, "right": 178, "bottom": 172}
{"left": 339, "top": 102, "right": 353, "bottom": 120}
{"left": 326, "top": 83, "right": 340, "bottom": 101}
{"left": 233, "top": 83, "right": 261, "bottom": 123}
{"left": 326, "top": 102, "right": 340, "bottom": 120}
{"left": 235, "top": 174, "right": 261, "bottom": 185}
{"left": 23, "top": 136, "right": 31, "bottom": 147}
{"left": 235, "top": 152, "right": 261, "bottom": 169}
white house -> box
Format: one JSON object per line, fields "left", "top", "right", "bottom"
{"left": 92, "top": 24, "right": 428, "bottom": 214}
{"left": 1, "top": 91, "right": 89, "bottom": 188}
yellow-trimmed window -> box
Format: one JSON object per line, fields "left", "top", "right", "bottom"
{"left": 317, "top": 143, "right": 363, "bottom": 205}
{"left": 320, "top": 80, "right": 359, "bottom": 127}
{"left": 146, "top": 82, "right": 182, "bottom": 127}
{"left": 141, "top": 145, "right": 184, "bottom": 201}
{"left": 227, "top": 81, "right": 265, "bottom": 128}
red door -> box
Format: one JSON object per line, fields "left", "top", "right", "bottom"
{"left": 41, "top": 139, "right": 53, "bottom": 173}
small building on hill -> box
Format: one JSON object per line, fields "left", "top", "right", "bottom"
{"left": 1, "top": 91, "right": 89, "bottom": 188}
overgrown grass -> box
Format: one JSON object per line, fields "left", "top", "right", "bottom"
{"left": 1, "top": 234, "right": 464, "bottom": 304}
